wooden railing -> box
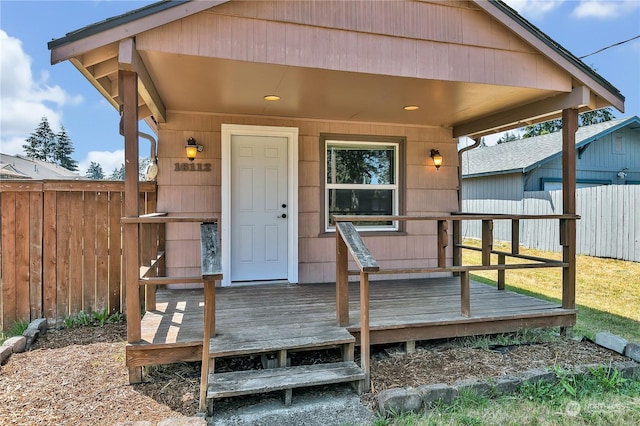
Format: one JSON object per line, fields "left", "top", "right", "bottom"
{"left": 334, "top": 213, "right": 579, "bottom": 390}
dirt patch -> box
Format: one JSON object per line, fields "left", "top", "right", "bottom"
{"left": 0, "top": 325, "right": 628, "bottom": 425}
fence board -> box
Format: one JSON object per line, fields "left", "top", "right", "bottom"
{"left": 29, "top": 192, "right": 43, "bottom": 320}
{"left": 1, "top": 192, "right": 17, "bottom": 327}
{"left": 83, "top": 192, "right": 97, "bottom": 312}
{"left": 109, "top": 192, "right": 123, "bottom": 314}
{"left": 56, "top": 192, "right": 71, "bottom": 321}
{"left": 42, "top": 191, "right": 57, "bottom": 321}
{"left": 15, "top": 191, "right": 31, "bottom": 322}
{"left": 69, "top": 192, "right": 84, "bottom": 314}
{"left": 96, "top": 191, "right": 110, "bottom": 312}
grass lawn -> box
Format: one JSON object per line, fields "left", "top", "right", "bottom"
{"left": 461, "top": 239, "right": 640, "bottom": 341}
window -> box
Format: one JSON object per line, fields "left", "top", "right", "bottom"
{"left": 325, "top": 140, "right": 399, "bottom": 231}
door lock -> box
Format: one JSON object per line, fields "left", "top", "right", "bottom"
{"left": 279, "top": 213, "right": 287, "bottom": 219}
{"left": 282, "top": 203, "right": 287, "bottom": 208}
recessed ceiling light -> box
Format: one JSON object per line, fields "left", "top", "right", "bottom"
{"left": 264, "top": 95, "right": 281, "bottom": 101}
{"left": 403, "top": 105, "right": 419, "bottom": 111}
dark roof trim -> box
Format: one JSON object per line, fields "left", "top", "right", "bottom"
{"left": 489, "top": 0, "right": 624, "bottom": 106}
{"left": 48, "top": 0, "right": 188, "bottom": 50}
{"left": 462, "top": 168, "right": 523, "bottom": 179}
{"left": 521, "top": 116, "right": 640, "bottom": 173}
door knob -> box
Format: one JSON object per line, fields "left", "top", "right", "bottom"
{"left": 279, "top": 213, "right": 287, "bottom": 219}
{"left": 282, "top": 203, "right": 287, "bottom": 208}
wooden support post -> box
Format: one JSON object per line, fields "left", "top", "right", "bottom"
{"left": 511, "top": 219, "right": 520, "bottom": 255}
{"left": 460, "top": 271, "right": 470, "bottom": 317}
{"left": 481, "top": 220, "right": 493, "bottom": 266}
{"left": 336, "top": 230, "right": 349, "bottom": 326}
{"left": 120, "top": 69, "right": 141, "bottom": 384}
{"left": 437, "top": 220, "right": 448, "bottom": 268}
{"left": 199, "top": 280, "right": 215, "bottom": 412}
{"left": 561, "top": 108, "right": 577, "bottom": 311}
{"left": 406, "top": 340, "right": 416, "bottom": 354}
{"left": 359, "top": 271, "right": 370, "bottom": 392}
{"left": 497, "top": 254, "right": 506, "bottom": 290}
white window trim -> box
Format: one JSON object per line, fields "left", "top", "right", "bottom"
{"left": 325, "top": 140, "right": 399, "bottom": 232}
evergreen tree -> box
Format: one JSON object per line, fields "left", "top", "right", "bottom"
{"left": 496, "top": 131, "right": 521, "bottom": 144}
{"left": 54, "top": 126, "right": 79, "bottom": 171}
{"left": 109, "top": 163, "right": 125, "bottom": 180}
{"left": 23, "top": 116, "right": 56, "bottom": 161}
{"left": 522, "top": 108, "right": 615, "bottom": 138}
{"left": 86, "top": 162, "right": 105, "bottom": 179}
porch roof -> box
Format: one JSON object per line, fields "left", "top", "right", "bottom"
{"left": 48, "top": 0, "right": 624, "bottom": 138}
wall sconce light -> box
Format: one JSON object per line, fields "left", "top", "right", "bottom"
{"left": 430, "top": 149, "right": 443, "bottom": 170}
{"left": 185, "top": 137, "right": 204, "bottom": 161}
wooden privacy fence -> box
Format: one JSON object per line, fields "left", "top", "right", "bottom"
{"left": 0, "top": 180, "right": 156, "bottom": 330}
{"left": 463, "top": 185, "right": 640, "bottom": 262}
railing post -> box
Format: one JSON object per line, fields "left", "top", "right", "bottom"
{"left": 452, "top": 219, "right": 462, "bottom": 273}
{"left": 336, "top": 228, "right": 349, "bottom": 326}
{"left": 437, "top": 220, "right": 448, "bottom": 268}
{"left": 511, "top": 219, "right": 520, "bottom": 255}
{"left": 460, "top": 270, "right": 470, "bottom": 317}
{"left": 497, "top": 254, "right": 506, "bottom": 290}
{"left": 481, "top": 220, "right": 493, "bottom": 266}
{"left": 359, "top": 271, "right": 370, "bottom": 392}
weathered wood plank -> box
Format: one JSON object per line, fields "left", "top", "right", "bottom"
{"left": 208, "top": 326, "right": 354, "bottom": 357}
{"left": 68, "top": 192, "right": 83, "bottom": 315}
{"left": 207, "top": 361, "right": 364, "bottom": 399}
{"left": 109, "top": 191, "right": 123, "bottom": 314}
{"left": 336, "top": 230, "right": 349, "bottom": 326}
{"left": 334, "top": 214, "right": 579, "bottom": 222}
{"left": 95, "top": 191, "right": 109, "bottom": 311}
{"left": 200, "top": 222, "right": 221, "bottom": 280}
{"left": 121, "top": 216, "right": 217, "bottom": 224}
{"left": 83, "top": 191, "right": 97, "bottom": 312}
{"left": 56, "top": 192, "right": 71, "bottom": 321}
{"left": 42, "top": 191, "right": 57, "bottom": 322}
{"left": 335, "top": 222, "right": 379, "bottom": 272}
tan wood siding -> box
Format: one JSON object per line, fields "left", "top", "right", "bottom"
{"left": 157, "top": 112, "right": 457, "bottom": 283}
{"left": 137, "top": 1, "right": 569, "bottom": 91}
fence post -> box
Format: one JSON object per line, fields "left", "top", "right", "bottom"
{"left": 359, "top": 271, "right": 370, "bottom": 392}
{"left": 561, "top": 108, "right": 577, "bottom": 313}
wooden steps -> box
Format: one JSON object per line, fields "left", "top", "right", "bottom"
{"left": 208, "top": 361, "right": 364, "bottom": 400}
{"left": 201, "top": 326, "right": 364, "bottom": 414}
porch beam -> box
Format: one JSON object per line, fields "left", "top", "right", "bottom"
{"left": 561, "top": 108, "right": 578, "bottom": 310}
{"left": 120, "top": 69, "right": 141, "bottom": 383}
{"left": 118, "top": 38, "right": 166, "bottom": 123}
{"left": 452, "top": 86, "right": 593, "bottom": 138}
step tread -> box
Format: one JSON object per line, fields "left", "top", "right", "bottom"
{"left": 208, "top": 326, "right": 354, "bottom": 358}
{"left": 207, "top": 361, "right": 364, "bottom": 399}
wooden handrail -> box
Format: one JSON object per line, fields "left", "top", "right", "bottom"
{"left": 332, "top": 213, "right": 580, "bottom": 222}
{"left": 122, "top": 215, "right": 217, "bottom": 224}
{"left": 335, "top": 222, "right": 380, "bottom": 273}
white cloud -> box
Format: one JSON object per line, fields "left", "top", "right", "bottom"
{"left": 505, "top": 0, "right": 565, "bottom": 19}
{"left": 79, "top": 149, "right": 124, "bottom": 177}
{"left": 0, "top": 30, "right": 82, "bottom": 153}
{"left": 572, "top": 0, "right": 640, "bottom": 19}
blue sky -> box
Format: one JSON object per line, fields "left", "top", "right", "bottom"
{"left": 1, "top": 0, "right": 639, "bottom": 174}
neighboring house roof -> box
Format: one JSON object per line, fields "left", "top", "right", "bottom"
{"left": 461, "top": 116, "right": 640, "bottom": 178}
{"left": 0, "top": 154, "right": 82, "bottom": 180}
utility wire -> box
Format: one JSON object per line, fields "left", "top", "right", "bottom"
{"left": 579, "top": 34, "right": 640, "bottom": 59}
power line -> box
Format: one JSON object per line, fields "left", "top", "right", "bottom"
{"left": 579, "top": 34, "right": 640, "bottom": 59}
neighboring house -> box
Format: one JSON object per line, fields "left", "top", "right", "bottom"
{"left": 461, "top": 116, "right": 640, "bottom": 255}
{"left": 0, "top": 153, "right": 82, "bottom": 180}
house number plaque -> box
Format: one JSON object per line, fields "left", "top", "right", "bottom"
{"left": 174, "top": 162, "right": 212, "bottom": 172}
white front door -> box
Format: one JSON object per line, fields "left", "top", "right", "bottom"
{"left": 230, "top": 135, "right": 289, "bottom": 282}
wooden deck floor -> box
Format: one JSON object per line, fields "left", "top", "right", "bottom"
{"left": 128, "top": 277, "right": 575, "bottom": 367}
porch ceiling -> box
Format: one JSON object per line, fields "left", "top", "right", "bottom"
{"left": 141, "top": 51, "right": 552, "bottom": 129}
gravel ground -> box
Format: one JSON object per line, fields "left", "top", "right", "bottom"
{"left": 0, "top": 324, "right": 628, "bottom": 425}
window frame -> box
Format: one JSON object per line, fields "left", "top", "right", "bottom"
{"left": 323, "top": 137, "right": 402, "bottom": 232}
